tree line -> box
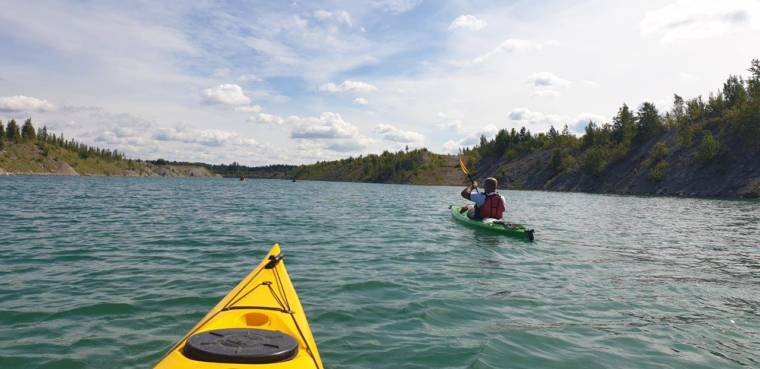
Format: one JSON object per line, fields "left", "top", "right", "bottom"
{"left": 466, "top": 59, "right": 760, "bottom": 180}
{"left": 292, "top": 147, "right": 441, "bottom": 182}
{"left": 0, "top": 118, "right": 125, "bottom": 161}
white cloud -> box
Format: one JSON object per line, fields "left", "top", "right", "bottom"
{"left": 570, "top": 113, "right": 609, "bottom": 133}
{"left": 449, "top": 15, "right": 487, "bottom": 31}
{"left": 290, "top": 112, "right": 361, "bottom": 139}
{"left": 313, "top": 10, "right": 353, "bottom": 27}
{"left": 526, "top": 72, "right": 569, "bottom": 97}
{"left": 641, "top": 0, "right": 760, "bottom": 42}
{"left": 212, "top": 68, "right": 230, "bottom": 78}
{"left": 438, "top": 119, "right": 463, "bottom": 131}
{"left": 353, "top": 97, "right": 369, "bottom": 105}
{"left": 527, "top": 72, "right": 570, "bottom": 87}
{"left": 325, "top": 140, "right": 368, "bottom": 152}
{"left": 473, "top": 39, "right": 542, "bottom": 63}
{"left": 372, "top": 0, "right": 421, "bottom": 13}
{"left": 508, "top": 108, "right": 607, "bottom": 133}
{"left": 248, "top": 112, "right": 285, "bottom": 125}
{"left": 235, "top": 105, "right": 263, "bottom": 113}
{"left": 461, "top": 125, "right": 499, "bottom": 146}
{"left": 239, "top": 73, "right": 261, "bottom": 82}
{"left": 201, "top": 84, "right": 251, "bottom": 106}
{"left": 319, "top": 80, "right": 378, "bottom": 93}
{"left": 442, "top": 125, "right": 499, "bottom": 153}
{"left": 375, "top": 124, "right": 424, "bottom": 144}
{"left": 434, "top": 112, "right": 465, "bottom": 132}
{"left": 153, "top": 127, "right": 257, "bottom": 147}
{"left": 508, "top": 108, "right": 564, "bottom": 126}
{"left": 246, "top": 37, "right": 298, "bottom": 65}
{"left": 442, "top": 140, "right": 461, "bottom": 154}
{"left": 35, "top": 107, "right": 278, "bottom": 164}
{"left": 0, "top": 95, "right": 55, "bottom": 112}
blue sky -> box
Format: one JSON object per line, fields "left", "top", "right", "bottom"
{"left": 1, "top": 0, "right": 759, "bottom": 165}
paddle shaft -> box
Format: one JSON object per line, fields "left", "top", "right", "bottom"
{"left": 459, "top": 157, "right": 479, "bottom": 194}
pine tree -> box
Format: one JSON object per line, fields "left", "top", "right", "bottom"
{"left": 746, "top": 59, "right": 760, "bottom": 99}
{"left": 6, "top": 119, "right": 21, "bottom": 143}
{"left": 0, "top": 120, "right": 4, "bottom": 140}
{"left": 612, "top": 104, "right": 636, "bottom": 146}
{"left": 21, "top": 118, "right": 36, "bottom": 142}
{"left": 548, "top": 125, "right": 559, "bottom": 141}
{"left": 722, "top": 75, "right": 747, "bottom": 109}
{"left": 672, "top": 95, "right": 685, "bottom": 122}
{"left": 635, "top": 102, "right": 662, "bottom": 142}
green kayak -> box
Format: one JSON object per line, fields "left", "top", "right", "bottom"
{"left": 450, "top": 206, "right": 535, "bottom": 241}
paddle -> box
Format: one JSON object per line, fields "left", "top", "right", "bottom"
{"left": 459, "top": 157, "right": 479, "bottom": 194}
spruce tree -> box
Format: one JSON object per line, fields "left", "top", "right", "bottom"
{"left": 722, "top": 75, "right": 747, "bottom": 109}
{"left": 6, "top": 119, "right": 21, "bottom": 143}
{"left": 548, "top": 125, "right": 559, "bottom": 141}
{"left": 747, "top": 59, "right": 760, "bottom": 99}
{"left": 635, "top": 102, "right": 662, "bottom": 142}
{"left": 21, "top": 118, "right": 36, "bottom": 142}
{"left": 612, "top": 104, "right": 636, "bottom": 146}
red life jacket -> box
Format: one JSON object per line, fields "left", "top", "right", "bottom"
{"left": 477, "top": 193, "right": 505, "bottom": 219}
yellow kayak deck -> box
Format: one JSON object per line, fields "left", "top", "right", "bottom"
{"left": 154, "top": 244, "right": 323, "bottom": 369}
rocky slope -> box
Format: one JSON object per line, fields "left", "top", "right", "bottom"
{"left": 472, "top": 127, "right": 760, "bottom": 198}
{"left": 0, "top": 142, "right": 218, "bottom": 177}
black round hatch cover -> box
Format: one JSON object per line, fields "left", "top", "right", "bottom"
{"left": 182, "top": 328, "right": 299, "bottom": 364}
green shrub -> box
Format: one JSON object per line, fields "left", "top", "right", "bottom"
{"left": 560, "top": 154, "right": 577, "bottom": 172}
{"left": 643, "top": 141, "right": 668, "bottom": 167}
{"left": 730, "top": 99, "right": 760, "bottom": 151}
{"left": 609, "top": 143, "right": 631, "bottom": 162}
{"left": 648, "top": 160, "right": 668, "bottom": 182}
{"left": 583, "top": 146, "right": 609, "bottom": 176}
{"left": 677, "top": 123, "right": 694, "bottom": 146}
{"left": 503, "top": 148, "right": 519, "bottom": 162}
{"left": 698, "top": 131, "right": 720, "bottom": 162}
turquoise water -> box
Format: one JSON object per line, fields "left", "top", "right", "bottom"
{"left": 1, "top": 176, "right": 758, "bottom": 369}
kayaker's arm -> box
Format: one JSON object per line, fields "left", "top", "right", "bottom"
{"left": 461, "top": 181, "right": 478, "bottom": 200}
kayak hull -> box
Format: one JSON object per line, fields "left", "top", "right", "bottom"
{"left": 154, "top": 244, "right": 323, "bottom": 369}
{"left": 450, "top": 206, "right": 535, "bottom": 241}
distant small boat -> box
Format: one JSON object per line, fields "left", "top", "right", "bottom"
{"left": 292, "top": 178, "right": 297, "bottom": 182}
{"left": 240, "top": 177, "right": 245, "bottom": 181}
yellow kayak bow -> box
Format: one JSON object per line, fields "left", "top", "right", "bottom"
{"left": 154, "top": 244, "right": 323, "bottom": 369}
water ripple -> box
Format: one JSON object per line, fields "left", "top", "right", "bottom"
{"left": 0, "top": 176, "right": 758, "bottom": 369}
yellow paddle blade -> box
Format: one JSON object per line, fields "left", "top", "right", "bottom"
{"left": 459, "top": 157, "right": 469, "bottom": 175}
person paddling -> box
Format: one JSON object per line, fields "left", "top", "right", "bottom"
{"left": 459, "top": 177, "right": 506, "bottom": 220}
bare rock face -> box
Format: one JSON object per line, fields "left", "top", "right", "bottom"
{"left": 739, "top": 179, "right": 760, "bottom": 198}
{"left": 0, "top": 167, "right": 8, "bottom": 176}
{"left": 54, "top": 162, "right": 79, "bottom": 176}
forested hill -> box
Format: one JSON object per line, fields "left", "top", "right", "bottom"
{"left": 234, "top": 59, "right": 760, "bottom": 198}
{"left": 3, "top": 60, "right": 759, "bottom": 198}
{"left": 0, "top": 120, "right": 217, "bottom": 177}
{"left": 192, "top": 149, "right": 465, "bottom": 186}
{"left": 456, "top": 59, "right": 760, "bottom": 198}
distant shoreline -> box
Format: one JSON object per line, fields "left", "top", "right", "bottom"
{"left": 4, "top": 172, "right": 756, "bottom": 200}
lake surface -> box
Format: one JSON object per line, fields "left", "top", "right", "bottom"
{"left": 0, "top": 176, "right": 758, "bottom": 369}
